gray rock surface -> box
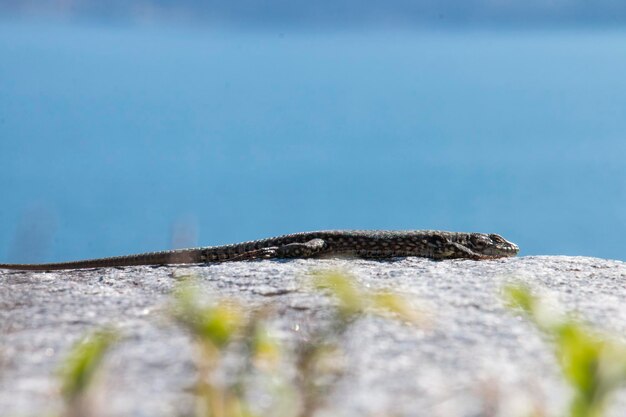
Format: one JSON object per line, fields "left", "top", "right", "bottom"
{"left": 2, "top": 256, "right": 626, "bottom": 417}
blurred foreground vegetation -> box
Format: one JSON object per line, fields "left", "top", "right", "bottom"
{"left": 49, "top": 275, "right": 626, "bottom": 417}
{"left": 505, "top": 284, "right": 626, "bottom": 417}
{"left": 56, "top": 270, "right": 423, "bottom": 417}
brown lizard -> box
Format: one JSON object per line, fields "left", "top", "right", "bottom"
{"left": 0, "top": 230, "right": 519, "bottom": 271}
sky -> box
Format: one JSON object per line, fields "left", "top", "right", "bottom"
{"left": 1, "top": 2, "right": 625, "bottom": 262}
{"left": 3, "top": 0, "right": 626, "bottom": 28}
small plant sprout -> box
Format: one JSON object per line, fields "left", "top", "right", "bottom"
{"left": 310, "top": 269, "right": 423, "bottom": 326}
{"left": 58, "top": 328, "right": 119, "bottom": 417}
{"left": 505, "top": 284, "right": 626, "bottom": 417}
{"left": 168, "top": 272, "right": 425, "bottom": 417}
{"left": 170, "top": 281, "right": 248, "bottom": 417}
{"left": 244, "top": 307, "right": 282, "bottom": 372}
{"left": 291, "top": 270, "right": 424, "bottom": 417}
{"left": 172, "top": 283, "right": 244, "bottom": 350}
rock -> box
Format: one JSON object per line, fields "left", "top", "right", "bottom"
{"left": 1, "top": 256, "right": 626, "bottom": 417}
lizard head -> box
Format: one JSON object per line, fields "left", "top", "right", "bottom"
{"left": 460, "top": 233, "right": 520, "bottom": 258}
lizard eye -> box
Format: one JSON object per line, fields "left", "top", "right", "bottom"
{"left": 489, "top": 234, "right": 505, "bottom": 243}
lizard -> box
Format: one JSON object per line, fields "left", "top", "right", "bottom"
{"left": 0, "top": 230, "right": 519, "bottom": 271}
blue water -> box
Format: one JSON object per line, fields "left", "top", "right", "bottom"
{"left": 1, "top": 22, "right": 625, "bottom": 262}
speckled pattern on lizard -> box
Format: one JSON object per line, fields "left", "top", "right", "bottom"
{"left": 0, "top": 230, "right": 519, "bottom": 271}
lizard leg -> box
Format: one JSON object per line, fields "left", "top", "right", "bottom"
{"left": 433, "top": 241, "right": 492, "bottom": 260}
{"left": 229, "top": 238, "right": 327, "bottom": 261}
{"left": 274, "top": 238, "right": 327, "bottom": 258}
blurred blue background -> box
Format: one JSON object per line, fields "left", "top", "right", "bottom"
{"left": 1, "top": 2, "right": 625, "bottom": 262}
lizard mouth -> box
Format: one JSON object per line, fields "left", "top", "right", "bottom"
{"left": 489, "top": 242, "right": 519, "bottom": 257}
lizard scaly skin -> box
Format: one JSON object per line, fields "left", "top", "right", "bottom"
{"left": 0, "top": 230, "right": 519, "bottom": 271}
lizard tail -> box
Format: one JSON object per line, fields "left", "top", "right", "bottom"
{"left": 0, "top": 249, "right": 204, "bottom": 271}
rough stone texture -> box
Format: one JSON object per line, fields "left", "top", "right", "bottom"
{"left": 2, "top": 256, "right": 626, "bottom": 417}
